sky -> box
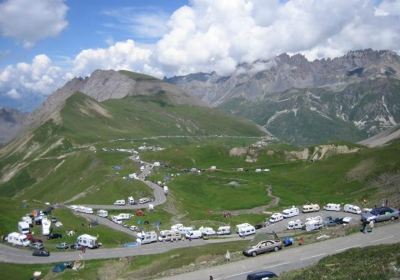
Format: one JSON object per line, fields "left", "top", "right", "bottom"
{"left": 0, "top": 0, "right": 399, "bottom": 111}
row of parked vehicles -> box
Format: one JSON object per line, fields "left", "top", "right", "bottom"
{"left": 113, "top": 196, "right": 152, "bottom": 206}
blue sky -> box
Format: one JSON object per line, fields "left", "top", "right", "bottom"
{"left": 0, "top": 0, "right": 399, "bottom": 111}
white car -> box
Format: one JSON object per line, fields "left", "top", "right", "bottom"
{"left": 269, "top": 213, "right": 284, "bottom": 223}
{"left": 113, "top": 199, "right": 126, "bottom": 206}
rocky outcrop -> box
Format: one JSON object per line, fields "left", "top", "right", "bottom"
{"left": 285, "top": 144, "right": 360, "bottom": 161}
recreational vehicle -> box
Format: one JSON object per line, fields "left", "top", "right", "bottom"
{"left": 302, "top": 204, "right": 320, "bottom": 213}
{"left": 41, "top": 217, "right": 51, "bottom": 236}
{"left": 344, "top": 204, "right": 362, "bottom": 214}
{"left": 18, "top": 221, "right": 30, "bottom": 234}
{"left": 199, "top": 227, "right": 216, "bottom": 236}
{"left": 171, "top": 224, "right": 184, "bottom": 231}
{"left": 136, "top": 231, "right": 158, "bottom": 244}
{"left": 178, "top": 226, "right": 194, "bottom": 235}
{"left": 97, "top": 210, "right": 108, "bottom": 218}
{"left": 305, "top": 220, "right": 323, "bottom": 232}
{"left": 185, "top": 230, "right": 203, "bottom": 239}
{"left": 158, "top": 230, "right": 182, "bottom": 242}
{"left": 282, "top": 207, "right": 299, "bottom": 218}
{"left": 113, "top": 199, "right": 126, "bottom": 206}
{"left": 113, "top": 213, "right": 131, "bottom": 220}
{"left": 323, "top": 203, "right": 341, "bottom": 211}
{"left": 139, "top": 197, "right": 151, "bottom": 204}
{"left": 287, "top": 219, "right": 304, "bottom": 230}
{"left": 269, "top": 213, "right": 284, "bottom": 223}
{"left": 77, "top": 234, "right": 100, "bottom": 249}
{"left": 21, "top": 216, "right": 33, "bottom": 226}
{"left": 236, "top": 223, "right": 252, "bottom": 233}
{"left": 216, "top": 226, "right": 231, "bottom": 235}
{"left": 238, "top": 225, "right": 256, "bottom": 237}
{"left": 163, "top": 186, "right": 169, "bottom": 195}
{"left": 6, "top": 232, "right": 30, "bottom": 247}
{"left": 128, "top": 196, "right": 135, "bottom": 205}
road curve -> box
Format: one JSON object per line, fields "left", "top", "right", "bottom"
{"left": 160, "top": 222, "right": 400, "bottom": 280}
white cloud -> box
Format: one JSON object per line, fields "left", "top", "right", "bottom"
{"left": 0, "top": 0, "right": 68, "bottom": 47}
{"left": 0, "top": 54, "right": 66, "bottom": 96}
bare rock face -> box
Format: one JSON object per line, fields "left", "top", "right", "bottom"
{"left": 0, "top": 108, "right": 27, "bottom": 145}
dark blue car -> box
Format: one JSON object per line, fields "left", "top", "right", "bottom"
{"left": 247, "top": 271, "right": 277, "bottom": 280}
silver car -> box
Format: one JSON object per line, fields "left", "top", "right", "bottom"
{"left": 243, "top": 240, "right": 282, "bottom": 257}
{"left": 361, "top": 207, "right": 399, "bottom": 222}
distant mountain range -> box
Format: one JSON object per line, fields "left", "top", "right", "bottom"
{"left": 168, "top": 49, "right": 400, "bottom": 145}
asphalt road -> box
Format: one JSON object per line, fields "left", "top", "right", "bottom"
{"left": 160, "top": 222, "right": 400, "bottom": 280}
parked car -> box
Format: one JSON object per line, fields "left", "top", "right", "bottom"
{"left": 243, "top": 240, "right": 282, "bottom": 257}
{"left": 30, "top": 242, "right": 44, "bottom": 250}
{"left": 324, "top": 216, "right": 337, "bottom": 227}
{"left": 56, "top": 242, "right": 69, "bottom": 249}
{"left": 47, "top": 233, "right": 62, "bottom": 240}
{"left": 361, "top": 207, "right": 400, "bottom": 222}
{"left": 32, "top": 249, "right": 50, "bottom": 257}
{"left": 247, "top": 271, "right": 277, "bottom": 279}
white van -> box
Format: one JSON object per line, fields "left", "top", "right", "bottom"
{"left": 6, "top": 232, "right": 30, "bottom": 247}
{"left": 97, "top": 210, "right": 108, "bottom": 218}
{"left": 238, "top": 225, "right": 256, "bottom": 237}
{"left": 343, "top": 204, "right": 362, "bottom": 214}
{"left": 114, "top": 199, "right": 126, "bottom": 206}
{"left": 323, "top": 203, "right": 341, "bottom": 211}
{"left": 236, "top": 223, "right": 251, "bottom": 233}
{"left": 41, "top": 217, "right": 51, "bottom": 236}
{"left": 139, "top": 197, "right": 151, "bottom": 204}
{"left": 217, "top": 226, "right": 231, "bottom": 235}
{"left": 287, "top": 219, "right": 304, "bottom": 230}
{"left": 163, "top": 186, "right": 169, "bottom": 195}
{"left": 302, "top": 204, "right": 320, "bottom": 213}
{"left": 178, "top": 226, "right": 194, "bottom": 235}
{"left": 282, "top": 206, "right": 299, "bottom": 218}
{"left": 77, "top": 234, "right": 100, "bottom": 248}
{"left": 114, "top": 213, "right": 131, "bottom": 220}
{"left": 158, "top": 230, "right": 181, "bottom": 242}
{"left": 306, "top": 216, "right": 323, "bottom": 224}
{"left": 136, "top": 231, "right": 158, "bottom": 244}
{"left": 305, "top": 220, "right": 323, "bottom": 232}
{"left": 128, "top": 196, "right": 135, "bottom": 205}
{"left": 269, "top": 213, "right": 284, "bottom": 223}
{"left": 199, "top": 227, "right": 216, "bottom": 236}
{"left": 18, "top": 221, "right": 30, "bottom": 234}
{"left": 185, "top": 230, "right": 203, "bottom": 239}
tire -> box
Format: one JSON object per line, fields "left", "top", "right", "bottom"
{"left": 274, "top": 247, "right": 279, "bottom": 252}
{"left": 252, "top": 251, "right": 257, "bottom": 257}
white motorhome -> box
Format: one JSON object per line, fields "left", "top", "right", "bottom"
{"left": 72, "top": 205, "right": 93, "bottom": 214}
{"left": 139, "top": 197, "right": 151, "bottom": 204}
{"left": 287, "top": 219, "right": 304, "bottom": 230}
{"left": 171, "top": 224, "right": 184, "bottom": 231}
{"left": 178, "top": 226, "right": 194, "bottom": 235}
{"left": 302, "top": 204, "right": 320, "bottom": 213}
{"left": 199, "top": 227, "right": 216, "bottom": 236}
{"left": 97, "top": 210, "right": 108, "bottom": 218}
{"left": 185, "top": 230, "right": 203, "bottom": 239}
{"left": 235, "top": 223, "right": 252, "bottom": 233}
{"left": 163, "top": 186, "right": 169, "bottom": 195}
{"left": 158, "top": 230, "right": 181, "bottom": 242}
{"left": 128, "top": 196, "right": 135, "bottom": 205}
{"left": 21, "top": 216, "right": 33, "bottom": 226}
{"left": 306, "top": 216, "right": 323, "bottom": 224}
{"left": 6, "top": 232, "right": 30, "bottom": 247}
{"left": 343, "top": 204, "right": 362, "bottom": 214}
{"left": 323, "top": 203, "right": 341, "bottom": 211}
{"left": 148, "top": 204, "right": 154, "bottom": 211}
{"left": 41, "top": 217, "right": 51, "bottom": 236}
{"left": 217, "top": 226, "right": 231, "bottom": 235}
{"left": 77, "top": 234, "right": 100, "bottom": 248}
{"left": 113, "top": 213, "right": 131, "bottom": 220}
{"left": 282, "top": 207, "right": 300, "bottom": 218}
{"left": 18, "top": 221, "right": 30, "bottom": 234}
{"left": 136, "top": 231, "right": 158, "bottom": 244}
{"left": 238, "top": 225, "right": 256, "bottom": 237}
{"left": 305, "top": 220, "right": 323, "bottom": 232}
{"left": 113, "top": 199, "right": 126, "bottom": 206}
{"left": 269, "top": 213, "right": 284, "bottom": 223}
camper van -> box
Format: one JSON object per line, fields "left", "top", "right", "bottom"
{"left": 171, "top": 224, "right": 184, "bottom": 231}
{"left": 199, "top": 227, "right": 216, "bottom": 236}
{"left": 113, "top": 199, "right": 126, "bottom": 206}
{"left": 287, "top": 219, "right": 304, "bottom": 230}
{"left": 163, "top": 186, "right": 169, "bottom": 195}
{"left": 305, "top": 220, "right": 323, "bottom": 232}
{"left": 306, "top": 216, "right": 323, "bottom": 224}
{"left": 41, "top": 217, "right": 51, "bottom": 236}
{"left": 238, "top": 225, "right": 256, "bottom": 237}
{"left": 185, "top": 230, "right": 203, "bottom": 239}
{"left": 217, "top": 226, "right": 231, "bottom": 235}
{"left": 158, "top": 230, "right": 182, "bottom": 242}
{"left": 18, "top": 221, "right": 30, "bottom": 234}
{"left": 136, "top": 231, "right": 158, "bottom": 244}
{"left": 21, "top": 216, "right": 33, "bottom": 226}
{"left": 139, "top": 197, "right": 151, "bottom": 204}
{"left": 77, "top": 234, "right": 100, "bottom": 249}
{"left": 6, "top": 232, "right": 30, "bottom": 247}
{"left": 343, "top": 204, "right": 362, "bottom": 214}
{"left": 323, "top": 203, "right": 341, "bottom": 212}
{"left": 97, "top": 210, "right": 108, "bottom": 218}
{"left": 113, "top": 213, "right": 131, "bottom": 220}
{"left": 178, "top": 226, "right": 194, "bottom": 235}
{"left": 282, "top": 207, "right": 299, "bottom": 218}
{"left": 269, "top": 213, "right": 284, "bottom": 223}
{"left": 128, "top": 196, "right": 135, "bottom": 205}
{"left": 236, "top": 223, "right": 252, "bottom": 233}
{"left": 302, "top": 204, "right": 320, "bottom": 213}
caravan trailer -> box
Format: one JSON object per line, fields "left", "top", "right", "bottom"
{"left": 136, "top": 231, "right": 158, "bottom": 244}
{"left": 323, "top": 203, "right": 341, "bottom": 211}
{"left": 238, "top": 225, "right": 256, "bottom": 237}
{"left": 282, "top": 207, "right": 299, "bottom": 218}
{"left": 6, "top": 232, "right": 30, "bottom": 247}
{"left": 41, "top": 217, "right": 51, "bottom": 236}
{"left": 77, "top": 234, "right": 100, "bottom": 249}
{"left": 302, "top": 204, "right": 320, "bottom": 213}
{"left": 344, "top": 204, "right": 362, "bottom": 214}
{"left": 18, "top": 221, "right": 30, "bottom": 234}
{"left": 217, "top": 226, "right": 231, "bottom": 235}
{"left": 158, "top": 230, "right": 181, "bottom": 242}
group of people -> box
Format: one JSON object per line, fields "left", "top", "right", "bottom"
{"left": 361, "top": 220, "right": 374, "bottom": 233}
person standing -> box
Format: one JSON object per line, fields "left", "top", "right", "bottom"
{"left": 369, "top": 220, "right": 375, "bottom": 232}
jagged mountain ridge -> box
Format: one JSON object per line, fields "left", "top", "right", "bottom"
{"left": 167, "top": 49, "right": 400, "bottom": 145}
